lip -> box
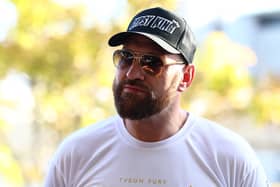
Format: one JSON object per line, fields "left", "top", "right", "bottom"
{"left": 123, "top": 84, "right": 148, "bottom": 93}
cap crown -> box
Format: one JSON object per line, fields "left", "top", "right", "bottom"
{"left": 109, "top": 7, "right": 196, "bottom": 64}
{"left": 127, "top": 8, "right": 184, "bottom": 49}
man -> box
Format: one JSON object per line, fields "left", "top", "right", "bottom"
{"left": 44, "top": 7, "right": 269, "bottom": 187}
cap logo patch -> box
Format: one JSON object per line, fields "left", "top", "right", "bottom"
{"left": 129, "top": 15, "right": 180, "bottom": 34}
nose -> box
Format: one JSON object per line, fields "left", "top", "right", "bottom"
{"left": 126, "top": 59, "right": 145, "bottom": 80}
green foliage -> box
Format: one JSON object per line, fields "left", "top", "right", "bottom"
{"left": 0, "top": 144, "right": 24, "bottom": 187}
{"left": 182, "top": 31, "right": 280, "bottom": 125}
{"left": 0, "top": 0, "right": 180, "bottom": 185}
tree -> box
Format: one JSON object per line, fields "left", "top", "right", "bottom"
{"left": 0, "top": 0, "right": 178, "bottom": 186}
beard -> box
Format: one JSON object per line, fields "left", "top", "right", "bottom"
{"left": 113, "top": 78, "right": 172, "bottom": 120}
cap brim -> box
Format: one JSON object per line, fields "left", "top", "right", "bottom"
{"left": 108, "top": 31, "right": 180, "bottom": 54}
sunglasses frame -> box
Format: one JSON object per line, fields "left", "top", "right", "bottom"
{"left": 113, "top": 49, "right": 185, "bottom": 76}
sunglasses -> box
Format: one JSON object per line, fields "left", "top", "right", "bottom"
{"left": 113, "top": 49, "right": 185, "bottom": 76}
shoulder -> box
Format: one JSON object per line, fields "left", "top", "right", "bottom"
{"left": 52, "top": 116, "right": 121, "bottom": 161}
{"left": 45, "top": 116, "right": 123, "bottom": 185}
{"left": 188, "top": 114, "right": 268, "bottom": 184}
{"left": 66, "top": 116, "right": 120, "bottom": 142}
{"left": 187, "top": 114, "right": 260, "bottom": 165}
{"left": 190, "top": 115, "right": 253, "bottom": 154}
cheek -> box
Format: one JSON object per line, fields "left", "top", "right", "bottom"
{"left": 114, "top": 69, "right": 125, "bottom": 83}
{"left": 113, "top": 71, "right": 123, "bottom": 90}
{"left": 161, "top": 70, "right": 182, "bottom": 91}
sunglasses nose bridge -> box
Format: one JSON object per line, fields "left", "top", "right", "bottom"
{"left": 131, "top": 53, "right": 163, "bottom": 77}
{"left": 132, "top": 55, "right": 143, "bottom": 67}
{"left": 126, "top": 56, "right": 145, "bottom": 80}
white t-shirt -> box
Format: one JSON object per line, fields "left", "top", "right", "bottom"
{"left": 44, "top": 114, "right": 269, "bottom": 187}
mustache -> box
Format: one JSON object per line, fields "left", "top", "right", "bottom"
{"left": 120, "top": 79, "right": 150, "bottom": 91}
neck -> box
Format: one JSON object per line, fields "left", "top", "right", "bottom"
{"left": 123, "top": 98, "right": 188, "bottom": 142}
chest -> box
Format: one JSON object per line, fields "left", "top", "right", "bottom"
{"left": 68, "top": 145, "right": 221, "bottom": 187}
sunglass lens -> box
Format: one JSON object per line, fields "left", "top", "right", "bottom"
{"left": 113, "top": 50, "right": 164, "bottom": 76}
{"left": 113, "top": 50, "right": 133, "bottom": 69}
{"left": 141, "top": 55, "right": 163, "bottom": 76}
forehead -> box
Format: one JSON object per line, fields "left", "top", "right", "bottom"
{"left": 123, "top": 34, "right": 167, "bottom": 55}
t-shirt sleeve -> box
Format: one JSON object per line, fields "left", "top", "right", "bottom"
{"left": 43, "top": 136, "right": 75, "bottom": 187}
{"left": 44, "top": 157, "right": 66, "bottom": 187}
{"left": 241, "top": 164, "right": 270, "bottom": 187}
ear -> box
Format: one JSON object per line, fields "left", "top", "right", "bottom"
{"left": 177, "top": 64, "right": 195, "bottom": 92}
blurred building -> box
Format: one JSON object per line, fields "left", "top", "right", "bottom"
{"left": 178, "top": 0, "right": 280, "bottom": 78}
{"left": 222, "top": 9, "right": 280, "bottom": 78}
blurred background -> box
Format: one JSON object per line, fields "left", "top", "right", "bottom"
{"left": 0, "top": 0, "right": 279, "bottom": 186}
